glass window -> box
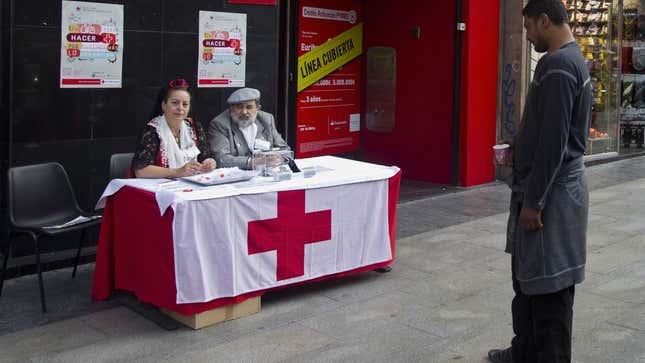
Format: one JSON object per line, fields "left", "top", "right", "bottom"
{"left": 365, "top": 47, "right": 396, "bottom": 133}
{"left": 566, "top": 0, "right": 621, "bottom": 156}
{"left": 619, "top": 0, "right": 645, "bottom": 153}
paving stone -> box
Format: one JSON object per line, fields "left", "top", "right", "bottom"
{"left": 589, "top": 199, "right": 645, "bottom": 221}
{"left": 308, "top": 269, "right": 418, "bottom": 305}
{"left": 609, "top": 302, "right": 645, "bottom": 335}
{"left": 588, "top": 258, "right": 645, "bottom": 304}
{"left": 462, "top": 229, "right": 508, "bottom": 251}
{"left": 0, "top": 264, "right": 117, "bottom": 335}
{"left": 29, "top": 326, "right": 222, "bottom": 363}
{"left": 422, "top": 319, "right": 513, "bottom": 363}
{"left": 397, "top": 240, "right": 501, "bottom": 274}
{"left": 284, "top": 322, "right": 445, "bottom": 363}
{"left": 458, "top": 213, "right": 510, "bottom": 234}
{"left": 587, "top": 235, "right": 645, "bottom": 275}
{"left": 573, "top": 322, "right": 645, "bottom": 363}
{"left": 585, "top": 223, "right": 635, "bottom": 252}
{"left": 400, "top": 226, "right": 482, "bottom": 247}
{"left": 604, "top": 216, "right": 645, "bottom": 235}
{"left": 0, "top": 318, "right": 106, "bottom": 363}
{"left": 572, "top": 291, "right": 636, "bottom": 333}
{"left": 400, "top": 285, "right": 514, "bottom": 342}
{"left": 202, "top": 322, "right": 334, "bottom": 363}
{"left": 2, "top": 156, "right": 645, "bottom": 362}
{"left": 78, "top": 307, "right": 161, "bottom": 337}
{"left": 397, "top": 262, "right": 509, "bottom": 305}
{"left": 589, "top": 188, "right": 626, "bottom": 205}
{"left": 297, "top": 290, "right": 438, "bottom": 339}
{"left": 193, "top": 287, "right": 348, "bottom": 344}
{"left": 294, "top": 292, "right": 445, "bottom": 362}
{"left": 587, "top": 212, "right": 619, "bottom": 228}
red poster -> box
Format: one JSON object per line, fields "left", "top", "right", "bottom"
{"left": 296, "top": 0, "right": 362, "bottom": 158}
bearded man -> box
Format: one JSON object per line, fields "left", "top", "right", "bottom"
{"left": 208, "top": 88, "right": 290, "bottom": 169}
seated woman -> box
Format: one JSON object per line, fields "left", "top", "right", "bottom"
{"left": 132, "top": 79, "right": 216, "bottom": 178}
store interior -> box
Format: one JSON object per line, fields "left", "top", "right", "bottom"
{"left": 565, "top": 0, "right": 645, "bottom": 156}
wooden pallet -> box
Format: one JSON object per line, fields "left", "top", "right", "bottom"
{"left": 161, "top": 296, "right": 261, "bottom": 329}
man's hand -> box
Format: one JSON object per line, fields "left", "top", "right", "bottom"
{"left": 200, "top": 158, "right": 216, "bottom": 172}
{"left": 519, "top": 206, "right": 543, "bottom": 231}
{"left": 251, "top": 153, "right": 284, "bottom": 169}
{"left": 265, "top": 154, "right": 284, "bottom": 167}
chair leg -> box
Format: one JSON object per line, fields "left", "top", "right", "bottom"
{"left": 30, "top": 232, "right": 47, "bottom": 313}
{"left": 72, "top": 229, "right": 86, "bottom": 278}
{"left": 0, "top": 235, "right": 12, "bottom": 296}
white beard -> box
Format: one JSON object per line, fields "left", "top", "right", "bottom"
{"left": 232, "top": 113, "right": 257, "bottom": 129}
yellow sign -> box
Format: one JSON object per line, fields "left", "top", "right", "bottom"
{"left": 297, "top": 23, "right": 363, "bottom": 92}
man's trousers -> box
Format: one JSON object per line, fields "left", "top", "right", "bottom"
{"left": 511, "top": 257, "right": 575, "bottom": 363}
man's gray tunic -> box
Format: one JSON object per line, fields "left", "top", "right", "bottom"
{"left": 208, "top": 110, "right": 289, "bottom": 169}
{"left": 507, "top": 42, "right": 592, "bottom": 295}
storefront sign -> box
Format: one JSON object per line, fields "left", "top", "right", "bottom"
{"left": 197, "top": 11, "right": 247, "bottom": 88}
{"left": 60, "top": 1, "right": 124, "bottom": 88}
{"left": 296, "top": 0, "right": 362, "bottom": 158}
{"left": 297, "top": 23, "right": 362, "bottom": 92}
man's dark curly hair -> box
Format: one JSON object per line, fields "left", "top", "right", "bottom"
{"left": 522, "top": 0, "right": 569, "bottom": 26}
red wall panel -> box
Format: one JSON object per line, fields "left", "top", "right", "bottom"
{"left": 458, "top": 0, "right": 500, "bottom": 186}
{"left": 361, "top": 1, "right": 456, "bottom": 183}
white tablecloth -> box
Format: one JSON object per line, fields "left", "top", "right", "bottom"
{"left": 96, "top": 156, "right": 400, "bottom": 214}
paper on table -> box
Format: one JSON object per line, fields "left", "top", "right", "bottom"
{"left": 180, "top": 167, "right": 260, "bottom": 186}
{"left": 96, "top": 178, "right": 171, "bottom": 210}
{"left": 43, "top": 215, "right": 101, "bottom": 230}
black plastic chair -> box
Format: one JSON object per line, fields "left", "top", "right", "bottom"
{"left": 1, "top": 162, "right": 102, "bottom": 312}
{"left": 109, "top": 152, "right": 134, "bottom": 180}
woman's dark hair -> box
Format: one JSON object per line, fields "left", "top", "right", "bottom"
{"left": 522, "top": 0, "right": 568, "bottom": 26}
{"left": 148, "top": 78, "right": 192, "bottom": 120}
{"left": 162, "top": 78, "right": 192, "bottom": 103}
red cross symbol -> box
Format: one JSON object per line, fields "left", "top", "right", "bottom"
{"left": 248, "top": 190, "right": 332, "bottom": 281}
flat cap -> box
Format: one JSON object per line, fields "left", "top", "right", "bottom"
{"left": 227, "top": 88, "right": 261, "bottom": 104}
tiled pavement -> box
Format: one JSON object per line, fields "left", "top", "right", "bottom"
{"left": 2, "top": 156, "right": 645, "bottom": 362}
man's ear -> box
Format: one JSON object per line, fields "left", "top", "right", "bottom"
{"left": 538, "top": 13, "right": 550, "bottom": 29}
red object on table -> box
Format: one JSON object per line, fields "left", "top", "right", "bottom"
{"left": 92, "top": 172, "right": 401, "bottom": 315}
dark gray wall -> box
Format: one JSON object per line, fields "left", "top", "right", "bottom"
{"left": 5, "top": 0, "right": 281, "bottom": 207}
{"left": 1, "top": 0, "right": 283, "bottom": 256}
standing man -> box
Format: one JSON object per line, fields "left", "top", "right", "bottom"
{"left": 489, "top": 1, "right": 591, "bottom": 362}
{"left": 208, "top": 88, "right": 290, "bottom": 169}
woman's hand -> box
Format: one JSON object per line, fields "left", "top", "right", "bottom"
{"left": 175, "top": 160, "right": 202, "bottom": 177}
{"left": 200, "top": 158, "right": 216, "bottom": 172}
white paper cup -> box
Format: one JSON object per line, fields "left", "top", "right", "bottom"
{"left": 493, "top": 144, "right": 510, "bottom": 164}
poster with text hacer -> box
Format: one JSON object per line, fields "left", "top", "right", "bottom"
{"left": 60, "top": 1, "right": 123, "bottom": 88}
{"left": 198, "top": 11, "right": 247, "bottom": 88}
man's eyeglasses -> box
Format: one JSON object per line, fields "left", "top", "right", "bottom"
{"left": 231, "top": 102, "right": 258, "bottom": 112}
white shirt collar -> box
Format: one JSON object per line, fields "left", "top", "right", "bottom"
{"left": 239, "top": 122, "right": 257, "bottom": 151}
